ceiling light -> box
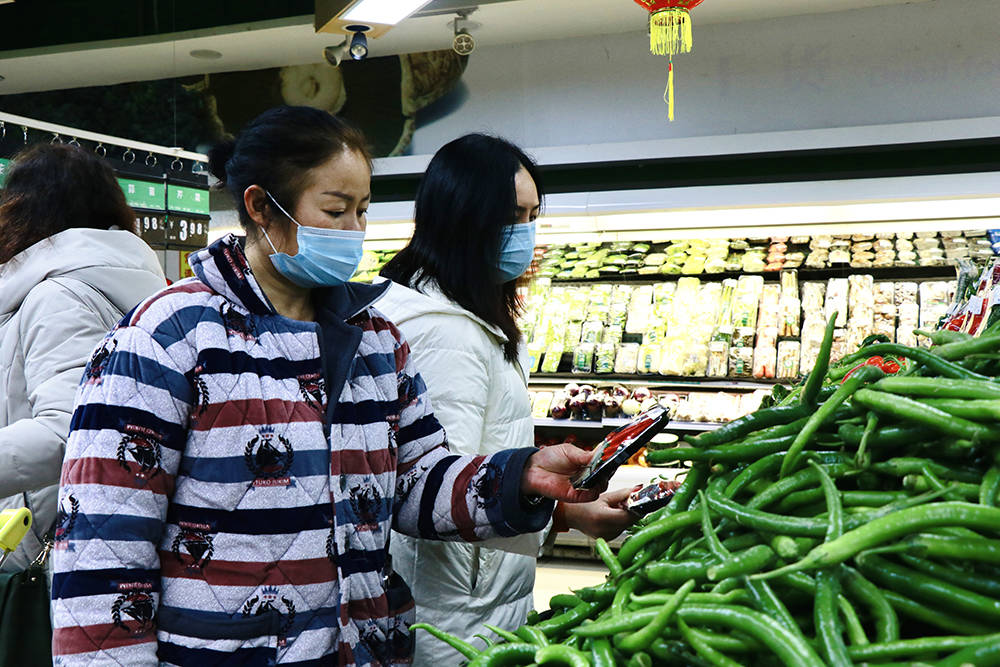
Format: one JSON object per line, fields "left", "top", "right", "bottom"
{"left": 341, "top": 0, "right": 433, "bottom": 26}
{"left": 348, "top": 27, "right": 369, "bottom": 60}
{"left": 189, "top": 49, "right": 223, "bottom": 60}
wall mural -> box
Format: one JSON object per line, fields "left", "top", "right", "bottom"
{"left": 0, "top": 50, "right": 468, "bottom": 157}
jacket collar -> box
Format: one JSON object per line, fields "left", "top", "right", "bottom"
{"left": 190, "top": 234, "right": 389, "bottom": 319}
{"left": 373, "top": 275, "right": 509, "bottom": 342}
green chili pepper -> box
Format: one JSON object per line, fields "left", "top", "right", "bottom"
{"left": 646, "top": 434, "right": 797, "bottom": 465}
{"left": 515, "top": 625, "right": 550, "bottom": 647}
{"left": 624, "top": 652, "right": 652, "bottom": 667}
{"left": 834, "top": 343, "right": 991, "bottom": 380}
{"left": 857, "top": 553, "right": 1000, "bottom": 622}
{"left": 879, "top": 588, "right": 997, "bottom": 636}
{"left": 897, "top": 553, "right": 1000, "bottom": 599}
{"left": 410, "top": 622, "right": 481, "bottom": 660}
{"left": 782, "top": 364, "right": 883, "bottom": 477}
{"left": 921, "top": 397, "right": 1000, "bottom": 421}
{"left": 930, "top": 332, "right": 1000, "bottom": 360}
{"left": 933, "top": 639, "right": 1000, "bottom": 667}
{"left": 854, "top": 388, "right": 1000, "bottom": 442}
{"left": 847, "top": 633, "right": 1000, "bottom": 661}
{"left": 677, "top": 618, "right": 742, "bottom": 667}
{"left": 677, "top": 604, "right": 825, "bottom": 667}
{"left": 913, "top": 328, "right": 973, "bottom": 346}
{"left": 758, "top": 502, "right": 1000, "bottom": 578}
{"left": 873, "top": 375, "right": 1000, "bottom": 399}
{"left": 569, "top": 607, "right": 659, "bottom": 638}
{"left": 630, "top": 589, "right": 746, "bottom": 607}
{"left": 618, "top": 510, "right": 701, "bottom": 565}
{"left": 593, "top": 538, "right": 622, "bottom": 579}
{"left": 856, "top": 411, "right": 878, "bottom": 468}
{"left": 549, "top": 594, "right": 583, "bottom": 611}
{"left": 466, "top": 642, "right": 537, "bottom": 667}
{"left": 803, "top": 312, "right": 838, "bottom": 404}
{"left": 615, "top": 579, "right": 695, "bottom": 653}
{"left": 706, "top": 545, "right": 776, "bottom": 581}
{"left": 982, "top": 465, "right": 1000, "bottom": 507}
{"left": 703, "top": 490, "right": 831, "bottom": 537}
{"left": 535, "top": 601, "right": 605, "bottom": 639}
{"left": 588, "top": 638, "right": 615, "bottom": 667}
{"left": 475, "top": 634, "right": 495, "bottom": 648}
{"left": 610, "top": 577, "right": 639, "bottom": 616}
{"left": 723, "top": 451, "right": 786, "bottom": 498}
{"left": 533, "top": 644, "right": 591, "bottom": 667}
{"left": 484, "top": 624, "right": 522, "bottom": 644}
{"left": 841, "top": 564, "right": 899, "bottom": 642}
{"left": 687, "top": 405, "right": 811, "bottom": 449}
{"left": 642, "top": 558, "right": 710, "bottom": 586}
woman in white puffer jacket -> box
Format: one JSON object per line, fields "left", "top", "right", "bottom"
{"left": 0, "top": 144, "right": 166, "bottom": 572}
{"left": 377, "top": 134, "right": 635, "bottom": 665}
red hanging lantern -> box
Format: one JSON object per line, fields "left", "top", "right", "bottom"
{"left": 632, "top": 0, "right": 705, "bottom": 121}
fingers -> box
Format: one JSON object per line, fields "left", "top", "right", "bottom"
{"left": 601, "top": 487, "right": 632, "bottom": 505}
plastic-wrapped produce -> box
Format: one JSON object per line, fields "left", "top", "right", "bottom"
{"left": 541, "top": 343, "right": 564, "bottom": 373}
{"left": 614, "top": 343, "right": 640, "bottom": 374}
{"left": 732, "top": 276, "right": 765, "bottom": 329}
{"left": 707, "top": 341, "right": 729, "bottom": 378}
{"left": 637, "top": 343, "right": 661, "bottom": 375}
{"left": 873, "top": 282, "right": 896, "bottom": 342}
{"left": 594, "top": 343, "right": 616, "bottom": 374}
{"left": 799, "top": 316, "right": 827, "bottom": 374}
{"left": 729, "top": 346, "right": 755, "bottom": 378}
{"left": 776, "top": 341, "right": 801, "bottom": 379}
{"left": 752, "top": 345, "right": 777, "bottom": 379}
{"left": 581, "top": 319, "right": 604, "bottom": 344}
{"left": 825, "top": 278, "right": 849, "bottom": 327}
{"left": 563, "top": 321, "right": 583, "bottom": 348}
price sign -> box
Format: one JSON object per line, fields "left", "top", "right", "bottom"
{"left": 136, "top": 213, "right": 166, "bottom": 248}
{"left": 119, "top": 178, "right": 166, "bottom": 211}
{"left": 167, "top": 184, "right": 210, "bottom": 215}
{"left": 165, "top": 214, "right": 209, "bottom": 247}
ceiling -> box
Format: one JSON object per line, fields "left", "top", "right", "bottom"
{"left": 0, "top": 0, "right": 932, "bottom": 95}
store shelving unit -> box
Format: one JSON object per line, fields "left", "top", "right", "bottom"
{"left": 534, "top": 417, "right": 723, "bottom": 432}
{"left": 541, "top": 264, "right": 958, "bottom": 285}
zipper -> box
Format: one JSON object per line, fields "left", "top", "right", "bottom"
{"left": 470, "top": 545, "right": 481, "bottom": 591}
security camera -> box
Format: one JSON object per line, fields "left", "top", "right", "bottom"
{"left": 453, "top": 29, "right": 475, "bottom": 56}
{"left": 323, "top": 39, "right": 349, "bottom": 67}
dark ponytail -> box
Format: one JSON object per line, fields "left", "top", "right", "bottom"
{"left": 209, "top": 106, "right": 371, "bottom": 235}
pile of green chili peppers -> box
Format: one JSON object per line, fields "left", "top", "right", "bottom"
{"left": 415, "top": 314, "right": 1000, "bottom": 666}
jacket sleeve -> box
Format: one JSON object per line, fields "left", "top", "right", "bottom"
{"left": 389, "top": 333, "right": 554, "bottom": 542}
{"left": 0, "top": 282, "right": 121, "bottom": 498}
{"left": 51, "top": 322, "right": 192, "bottom": 666}
{"left": 403, "top": 333, "right": 551, "bottom": 557}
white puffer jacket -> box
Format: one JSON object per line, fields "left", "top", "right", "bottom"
{"left": 0, "top": 228, "right": 165, "bottom": 570}
{"left": 377, "top": 279, "right": 547, "bottom": 666}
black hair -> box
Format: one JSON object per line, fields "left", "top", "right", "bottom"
{"left": 207, "top": 105, "right": 371, "bottom": 235}
{"left": 380, "top": 134, "right": 543, "bottom": 362}
{"left": 0, "top": 144, "right": 136, "bottom": 264}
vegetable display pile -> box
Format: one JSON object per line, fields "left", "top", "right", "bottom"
{"left": 416, "top": 313, "right": 1000, "bottom": 666}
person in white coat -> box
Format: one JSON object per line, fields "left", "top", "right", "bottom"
{"left": 0, "top": 144, "right": 166, "bottom": 572}
{"left": 377, "top": 134, "right": 635, "bottom": 665}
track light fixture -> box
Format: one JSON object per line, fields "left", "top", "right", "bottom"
{"left": 348, "top": 25, "right": 370, "bottom": 60}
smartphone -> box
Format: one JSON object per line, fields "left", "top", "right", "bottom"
{"left": 571, "top": 404, "right": 672, "bottom": 490}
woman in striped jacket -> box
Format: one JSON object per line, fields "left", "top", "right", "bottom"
{"left": 50, "top": 107, "right": 600, "bottom": 667}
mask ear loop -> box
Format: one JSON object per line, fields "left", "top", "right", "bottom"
{"left": 260, "top": 190, "right": 299, "bottom": 255}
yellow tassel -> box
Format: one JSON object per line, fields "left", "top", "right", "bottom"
{"left": 649, "top": 8, "right": 693, "bottom": 56}
{"left": 665, "top": 61, "right": 675, "bottom": 122}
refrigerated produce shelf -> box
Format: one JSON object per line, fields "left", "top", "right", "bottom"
{"left": 529, "top": 374, "right": 786, "bottom": 391}
{"left": 545, "top": 264, "right": 957, "bottom": 285}
{"left": 534, "top": 417, "right": 723, "bottom": 431}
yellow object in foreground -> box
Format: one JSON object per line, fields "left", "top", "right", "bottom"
{"left": 0, "top": 507, "right": 32, "bottom": 555}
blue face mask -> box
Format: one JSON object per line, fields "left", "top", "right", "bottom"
{"left": 496, "top": 221, "right": 536, "bottom": 283}
{"left": 261, "top": 192, "right": 365, "bottom": 288}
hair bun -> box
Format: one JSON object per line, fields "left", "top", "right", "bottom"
{"left": 207, "top": 140, "right": 236, "bottom": 184}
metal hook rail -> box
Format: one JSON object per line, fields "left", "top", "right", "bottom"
{"left": 0, "top": 110, "right": 207, "bottom": 165}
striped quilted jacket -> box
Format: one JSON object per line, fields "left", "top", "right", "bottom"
{"left": 51, "top": 235, "right": 552, "bottom": 666}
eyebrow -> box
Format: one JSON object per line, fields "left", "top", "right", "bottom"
{"left": 516, "top": 204, "right": 542, "bottom": 212}
{"left": 322, "top": 191, "right": 372, "bottom": 202}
